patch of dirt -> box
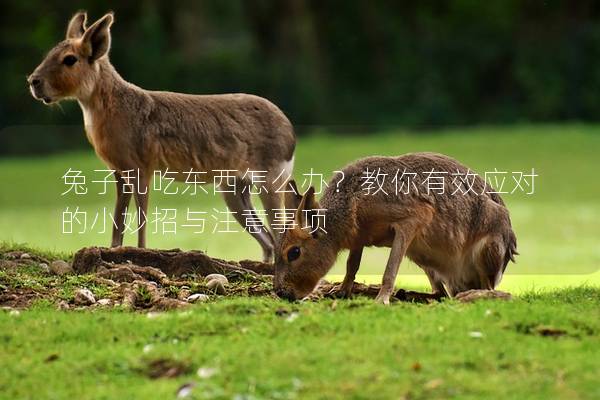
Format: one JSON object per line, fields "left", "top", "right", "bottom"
{"left": 141, "top": 358, "right": 191, "bottom": 379}
{"left": 514, "top": 323, "right": 570, "bottom": 338}
{"left": 72, "top": 246, "right": 272, "bottom": 277}
{"left": 1, "top": 246, "right": 277, "bottom": 311}
{"left": 1, "top": 247, "right": 513, "bottom": 311}
{"left": 535, "top": 325, "right": 568, "bottom": 337}
{"left": 0, "top": 288, "right": 45, "bottom": 308}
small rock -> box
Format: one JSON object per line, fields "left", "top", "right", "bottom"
{"left": 469, "top": 331, "right": 483, "bottom": 338}
{"left": 20, "top": 253, "right": 31, "bottom": 259}
{"left": 180, "top": 285, "right": 190, "bottom": 290}
{"left": 148, "top": 281, "right": 158, "bottom": 287}
{"left": 97, "top": 298, "right": 111, "bottom": 306}
{"left": 285, "top": 312, "right": 299, "bottom": 322}
{"left": 74, "top": 288, "right": 96, "bottom": 305}
{"left": 177, "top": 289, "right": 191, "bottom": 301}
{"left": 50, "top": 260, "right": 73, "bottom": 276}
{"left": 186, "top": 293, "right": 210, "bottom": 303}
{"left": 57, "top": 300, "right": 70, "bottom": 310}
{"left": 197, "top": 366, "right": 218, "bottom": 379}
{"left": 205, "top": 274, "right": 228, "bottom": 285}
{"left": 176, "top": 382, "right": 196, "bottom": 398}
{"left": 39, "top": 263, "right": 50, "bottom": 273}
{"left": 206, "top": 279, "right": 226, "bottom": 295}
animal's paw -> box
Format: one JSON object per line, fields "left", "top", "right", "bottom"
{"left": 325, "top": 284, "right": 353, "bottom": 299}
{"left": 374, "top": 292, "right": 391, "bottom": 305}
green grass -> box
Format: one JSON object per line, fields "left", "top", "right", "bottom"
{"left": 1, "top": 124, "right": 599, "bottom": 291}
{"left": 1, "top": 125, "right": 600, "bottom": 399}
{"left": 1, "top": 289, "right": 599, "bottom": 399}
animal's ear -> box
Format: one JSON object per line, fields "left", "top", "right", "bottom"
{"left": 284, "top": 180, "right": 303, "bottom": 210}
{"left": 66, "top": 11, "right": 87, "bottom": 39}
{"left": 303, "top": 186, "right": 321, "bottom": 211}
{"left": 294, "top": 187, "right": 322, "bottom": 235}
{"left": 81, "top": 12, "right": 114, "bottom": 62}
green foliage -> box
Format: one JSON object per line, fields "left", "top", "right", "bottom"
{"left": 4, "top": 2, "right": 600, "bottom": 155}
{"left": 136, "top": 285, "right": 154, "bottom": 307}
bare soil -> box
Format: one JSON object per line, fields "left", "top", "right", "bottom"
{"left": 0, "top": 247, "right": 510, "bottom": 310}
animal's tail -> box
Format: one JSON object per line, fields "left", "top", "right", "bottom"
{"left": 503, "top": 229, "right": 518, "bottom": 271}
{"left": 488, "top": 192, "right": 518, "bottom": 270}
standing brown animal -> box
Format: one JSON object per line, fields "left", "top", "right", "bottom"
{"left": 28, "top": 12, "right": 295, "bottom": 262}
{"left": 274, "top": 153, "right": 517, "bottom": 304}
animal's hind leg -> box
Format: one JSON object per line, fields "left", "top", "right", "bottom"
{"left": 259, "top": 158, "right": 294, "bottom": 244}
{"left": 448, "top": 236, "right": 506, "bottom": 297}
{"left": 258, "top": 189, "right": 284, "bottom": 243}
{"left": 221, "top": 182, "right": 274, "bottom": 263}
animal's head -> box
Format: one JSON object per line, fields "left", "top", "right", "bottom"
{"left": 28, "top": 11, "right": 114, "bottom": 104}
{"left": 273, "top": 181, "right": 337, "bottom": 301}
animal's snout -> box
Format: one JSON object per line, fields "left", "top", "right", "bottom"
{"left": 28, "top": 75, "right": 42, "bottom": 88}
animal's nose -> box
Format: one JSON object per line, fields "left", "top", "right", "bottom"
{"left": 28, "top": 75, "right": 42, "bottom": 87}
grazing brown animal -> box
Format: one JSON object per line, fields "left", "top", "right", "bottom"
{"left": 28, "top": 12, "right": 295, "bottom": 262}
{"left": 274, "top": 153, "right": 517, "bottom": 304}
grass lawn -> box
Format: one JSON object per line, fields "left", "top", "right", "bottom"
{"left": 1, "top": 288, "right": 599, "bottom": 399}
{"left": 1, "top": 124, "right": 599, "bottom": 399}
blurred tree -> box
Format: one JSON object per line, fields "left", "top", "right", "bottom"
{"left": 1, "top": 0, "right": 600, "bottom": 155}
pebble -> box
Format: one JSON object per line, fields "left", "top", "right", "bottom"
{"left": 57, "top": 300, "right": 70, "bottom": 310}
{"left": 206, "top": 279, "right": 226, "bottom": 295}
{"left": 205, "top": 274, "right": 228, "bottom": 285}
{"left": 97, "top": 298, "right": 111, "bottom": 306}
{"left": 50, "top": 260, "right": 73, "bottom": 276}
{"left": 197, "top": 367, "right": 218, "bottom": 379}
{"left": 186, "top": 293, "right": 210, "bottom": 303}
{"left": 20, "top": 253, "right": 31, "bottom": 259}
{"left": 74, "top": 288, "right": 96, "bottom": 305}
{"left": 39, "top": 263, "right": 50, "bottom": 273}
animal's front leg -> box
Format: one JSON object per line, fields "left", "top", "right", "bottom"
{"left": 133, "top": 171, "right": 150, "bottom": 248}
{"left": 375, "top": 224, "right": 414, "bottom": 305}
{"left": 329, "top": 247, "right": 363, "bottom": 298}
{"left": 111, "top": 172, "right": 132, "bottom": 247}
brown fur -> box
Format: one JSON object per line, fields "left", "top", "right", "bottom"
{"left": 274, "top": 153, "right": 517, "bottom": 303}
{"left": 28, "top": 12, "right": 296, "bottom": 261}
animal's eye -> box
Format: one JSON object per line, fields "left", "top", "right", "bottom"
{"left": 287, "top": 246, "right": 301, "bottom": 263}
{"left": 62, "top": 55, "right": 78, "bottom": 66}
